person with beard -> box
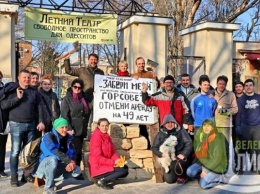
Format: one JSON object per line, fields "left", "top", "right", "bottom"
{"left": 234, "top": 81, "right": 244, "bottom": 99}
{"left": 37, "top": 74, "right": 60, "bottom": 136}
{"left": 64, "top": 53, "right": 104, "bottom": 102}
{"left": 61, "top": 78, "right": 90, "bottom": 167}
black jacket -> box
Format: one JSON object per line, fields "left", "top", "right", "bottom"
{"left": 0, "top": 84, "right": 43, "bottom": 123}
{"left": 151, "top": 124, "right": 193, "bottom": 159}
{"left": 0, "top": 82, "right": 18, "bottom": 132}
{"left": 61, "top": 88, "right": 90, "bottom": 137}
{"left": 38, "top": 88, "right": 60, "bottom": 132}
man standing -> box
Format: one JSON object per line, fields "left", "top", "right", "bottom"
{"left": 131, "top": 57, "right": 160, "bottom": 87}
{"left": 236, "top": 79, "right": 260, "bottom": 174}
{"left": 132, "top": 57, "right": 156, "bottom": 79}
{"left": 176, "top": 73, "right": 199, "bottom": 102}
{"left": 64, "top": 53, "right": 104, "bottom": 101}
{"left": 234, "top": 81, "right": 244, "bottom": 98}
{"left": 142, "top": 75, "right": 190, "bottom": 127}
{"left": 0, "top": 70, "right": 45, "bottom": 187}
{"left": 30, "top": 72, "right": 40, "bottom": 89}
{"left": 176, "top": 73, "right": 199, "bottom": 134}
{"left": 214, "top": 75, "right": 238, "bottom": 141}
{"left": 190, "top": 75, "right": 217, "bottom": 132}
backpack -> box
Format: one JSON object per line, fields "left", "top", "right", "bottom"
{"left": 19, "top": 137, "right": 42, "bottom": 171}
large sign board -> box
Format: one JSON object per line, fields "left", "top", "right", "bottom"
{"left": 25, "top": 7, "right": 117, "bottom": 44}
{"left": 93, "top": 75, "right": 158, "bottom": 124}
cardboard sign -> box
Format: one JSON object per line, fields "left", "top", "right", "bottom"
{"left": 93, "top": 75, "right": 158, "bottom": 124}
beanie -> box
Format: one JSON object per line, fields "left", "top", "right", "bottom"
{"left": 53, "top": 118, "right": 68, "bottom": 130}
{"left": 163, "top": 75, "right": 175, "bottom": 83}
{"left": 161, "top": 114, "right": 177, "bottom": 127}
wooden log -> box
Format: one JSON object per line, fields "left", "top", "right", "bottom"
{"left": 149, "top": 122, "right": 163, "bottom": 183}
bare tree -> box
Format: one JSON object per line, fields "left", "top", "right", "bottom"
{"left": 150, "top": 0, "right": 260, "bottom": 76}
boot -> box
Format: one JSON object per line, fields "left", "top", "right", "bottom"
{"left": 21, "top": 173, "right": 35, "bottom": 183}
{"left": 236, "top": 157, "right": 244, "bottom": 175}
{"left": 10, "top": 174, "right": 19, "bottom": 187}
{"left": 96, "top": 178, "right": 113, "bottom": 190}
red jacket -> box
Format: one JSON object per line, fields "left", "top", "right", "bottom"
{"left": 142, "top": 88, "right": 190, "bottom": 126}
{"left": 88, "top": 128, "right": 119, "bottom": 177}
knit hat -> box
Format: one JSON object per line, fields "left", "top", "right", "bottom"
{"left": 163, "top": 75, "right": 175, "bottom": 83}
{"left": 53, "top": 118, "right": 68, "bottom": 130}
{"left": 161, "top": 114, "right": 177, "bottom": 127}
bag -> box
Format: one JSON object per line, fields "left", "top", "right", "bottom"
{"left": 19, "top": 137, "right": 42, "bottom": 170}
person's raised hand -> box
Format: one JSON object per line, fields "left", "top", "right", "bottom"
{"left": 141, "top": 82, "right": 148, "bottom": 93}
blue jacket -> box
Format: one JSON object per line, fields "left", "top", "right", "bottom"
{"left": 39, "top": 128, "right": 76, "bottom": 164}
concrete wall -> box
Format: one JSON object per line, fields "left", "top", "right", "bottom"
{"left": 0, "top": 4, "right": 18, "bottom": 82}
{"left": 118, "top": 16, "right": 173, "bottom": 79}
{"left": 180, "top": 22, "right": 240, "bottom": 90}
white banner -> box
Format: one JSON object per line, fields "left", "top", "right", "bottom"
{"left": 93, "top": 75, "right": 158, "bottom": 124}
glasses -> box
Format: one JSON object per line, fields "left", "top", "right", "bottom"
{"left": 73, "top": 86, "right": 82, "bottom": 90}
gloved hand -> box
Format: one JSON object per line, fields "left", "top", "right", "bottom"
{"left": 114, "top": 156, "right": 126, "bottom": 168}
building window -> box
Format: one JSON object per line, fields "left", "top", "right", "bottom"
{"left": 19, "top": 47, "right": 24, "bottom": 58}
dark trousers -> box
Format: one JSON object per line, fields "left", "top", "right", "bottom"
{"left": 163, "top": 158, "right": 189, "bottom": 184}
{"left": 71, "top": 136, "right": 84, "bottom": 166}
{"left": 94, "top": 165, "right": 128, "bottom": 182}
{"left": 240, "top": 126, "right": 260, "bottom": 170}
{"left": 0, "top": 134, "right": 8, "bottom": 172}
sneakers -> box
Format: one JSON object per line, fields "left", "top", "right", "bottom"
{"left": 43, "top": 187, "right": 57, "bottom": 194}
{"left": 10, "top": 174, "right": 19, "bottom": 187}
{"left": 0, "top": 171, "right": 8, "bottom": 177}
{"left": 96, "top": 178, "right": 113, "bottom": 190}
{"left": 176, "top": 177, "right": 188, "bottom": 184}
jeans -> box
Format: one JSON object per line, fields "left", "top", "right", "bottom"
{"left": 187, "top": 163, "right": 222, "bottom": 189}
{"left": 9, "top": 121, "right": 35, "bottom": 175}
{"left": 34, "top": 156, "right": 81, "bottom": 190}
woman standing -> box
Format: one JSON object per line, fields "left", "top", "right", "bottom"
{"left": 61, "top": 78, "right": 90, "bottom": 166}
{"left": 88, "top": 118, "right": 128, "bottom": 190}
{"left": 117, "top": 60, "right": 130, "bottom": 77}
{"left": 38, "top": 74, "right": 60, "bottom": 134}
{"left": 151, "top": 114, "right": 192, "bottom": 184}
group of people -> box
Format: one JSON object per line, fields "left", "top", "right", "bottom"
{"left": 0, "top": 52, "right": 258, "bottom": 193}
{"left": 143, "top": 71, "right": 260, "bottom": 189}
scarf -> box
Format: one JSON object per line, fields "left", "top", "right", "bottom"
{"left": 195, "top": 131, "right": 216, "bottom": 159}
{"left": 117, "top": 70, "right": 129, "bottom": 77}
{"left": 72, "top": 92, "right": 89, "bottom": 114}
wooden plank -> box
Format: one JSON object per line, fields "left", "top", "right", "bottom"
{"left": 149, "top": 122, "right": 164, "bottom": 183}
